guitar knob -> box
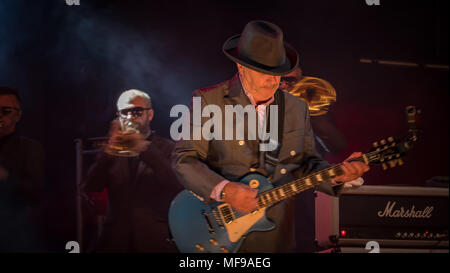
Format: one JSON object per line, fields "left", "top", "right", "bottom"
{"left": 382, "top": 163, "right": 388, "bottom": 170}
{"left": 373, "top": 141, "right": 378, "bottom": 147}
{"left": 220, "top": 247, "right": 229, "bottom": 253}
{"left": 380, "top": 139, "right": 386, "bottom": 145}
{"left": 195, "top": 244, "right": 205, "bottom": 252}
{"left": 398, "top": 159, "right": 404, "bottom": 166}
{"left": 388, "top": 161, "right": 396, "bottom": 168}
{"left": 209, "top": 239, "right": 218, "bottom": 246}
{"left": 388, "top": 137, "right": 394, "bottom": 142}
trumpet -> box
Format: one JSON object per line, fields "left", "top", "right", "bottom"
{"left": 104, "top": 119, "right": 141, "bottom": 157}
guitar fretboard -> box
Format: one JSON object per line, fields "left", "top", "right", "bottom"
{"left": 255, "top": 152, "right": 375, "bottom": 209}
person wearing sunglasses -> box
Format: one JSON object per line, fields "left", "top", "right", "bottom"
{"left": 0, "top": 86, "right": 45, "bottom": 252}
{"left": 84, "top": 89, "right": 182, "bottom": 253}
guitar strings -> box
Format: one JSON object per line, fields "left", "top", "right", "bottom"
{"left": 255, "top": 150, "right": 383, "bottom": 208}
{"left": 224, "top": 149, "right": 389, "bottom": 217}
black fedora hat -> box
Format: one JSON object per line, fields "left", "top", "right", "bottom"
{"left": 223, "top": 20, "right": 299, "bottom": 76}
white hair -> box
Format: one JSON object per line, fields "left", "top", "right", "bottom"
{"left": 116, "top": 89, "right": 152, "bottom": 110}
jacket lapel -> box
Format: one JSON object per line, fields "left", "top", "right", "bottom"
{"left": 224, "top": 74, "right": 259, "bottom": 153}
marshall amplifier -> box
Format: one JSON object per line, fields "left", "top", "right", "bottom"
{"left": 315, "top": 185, "right": 449, "bottom": 252}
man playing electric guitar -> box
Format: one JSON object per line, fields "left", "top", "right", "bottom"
{"left": 172, "top": 21, "right": 369, "bottom": 253}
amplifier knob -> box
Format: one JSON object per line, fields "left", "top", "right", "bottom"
{"left": 402, "top": 232, "right": 408, "bottom": 239}
{"left": 409, "top": 233, "right": 414, "bottom": 238}
{"left": 414, "top": 233, "right": 421, "bottom": 239}
{"left": 395, "top": 232, "right": 401, "bottom": 238}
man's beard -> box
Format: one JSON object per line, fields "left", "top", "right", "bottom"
{"left": 135, "top": 120, "right": 150, "bottom": 137}
{"left": 138, "top": 125, "right": 150, "bottom": 136}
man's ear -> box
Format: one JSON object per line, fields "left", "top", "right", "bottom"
{"left": 15, "top": 109, "right": 22, "bottom": 123}
{"left": 148, "top": 109, "right": 154, "bottom": 122}
{"left": 237, "top": 63, "right": 247, "bottom": 80}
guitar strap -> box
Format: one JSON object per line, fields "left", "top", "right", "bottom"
{"left": 259, "top": 90, "right": 285, "bottom": 177}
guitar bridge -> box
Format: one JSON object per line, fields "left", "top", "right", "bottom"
{"left": 212, "top": 209, "right": 224, "bottom": 228}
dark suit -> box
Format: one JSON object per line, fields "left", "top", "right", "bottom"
{"left": 0, "top": 133, "right": 45, "bottom": 252}
{"left": 173, "top": 74, "right": 342, "bottom": 253}
{"left": 84, "top": 133, "right": 183, "bottom": 253}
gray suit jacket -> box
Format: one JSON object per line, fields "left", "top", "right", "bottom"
{"left": 172, "top": 74, "right": 341, "bottom": 252}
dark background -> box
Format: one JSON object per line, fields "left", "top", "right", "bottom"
{"left": 1, "top": 0, "right": 448, "bottom": 251}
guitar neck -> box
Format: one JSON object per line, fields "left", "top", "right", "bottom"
{"left": 256, "top": 153, "right": 374, "bottom": 209}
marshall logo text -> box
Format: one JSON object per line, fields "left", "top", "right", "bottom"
{"left": 377, "top": 201, "right": 434, "bottom": 218}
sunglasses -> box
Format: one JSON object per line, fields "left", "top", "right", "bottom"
{"left": 0, "top": 106, "right": 20, "bottom": 116}
{"left": 118, "top": 107, "right": 151, "bottom": 118}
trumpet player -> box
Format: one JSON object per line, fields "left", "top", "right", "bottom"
{"left": 84, "top": 89, "right": 182, "bottom": 253}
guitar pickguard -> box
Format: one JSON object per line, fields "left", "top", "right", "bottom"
{"left": 224, "top": 208, "right": 266, "bottom": 242}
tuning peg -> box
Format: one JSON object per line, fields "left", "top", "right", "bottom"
{"left": 389, "top": 161, "right": 397, "bottom": 168}
{"left": 382, "top": 163, "right": 388, "bottom": 170}
{"left": 373, "top": 141, "right": 378, "bottom": 147}
{"left": 380, "top": 139, "right": 386, "bottom": 145}
{"left": 388, "top": 137, "right": 394, "bottom": 142}
{"left": 398, "top": 159, "right": 404, "bottom": 166}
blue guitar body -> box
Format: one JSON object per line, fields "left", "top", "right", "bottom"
{"left": 168, "top": 173, "right": 275, "bottom": 253}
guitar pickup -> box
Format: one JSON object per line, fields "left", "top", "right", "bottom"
{"left": 217, "top": 203, "right": 236, "bottom": 224}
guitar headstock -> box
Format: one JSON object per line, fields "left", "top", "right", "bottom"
{"left": 368, "top": 136, "right": 413, "bottom": 170}
{"left": 362, "top": 106, "right": 421, "bottom": 170}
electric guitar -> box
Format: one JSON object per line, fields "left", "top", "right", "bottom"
{"left": 168, "top": 132, "right": 418, "bottom": 253}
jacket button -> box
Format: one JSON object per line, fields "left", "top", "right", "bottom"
{"left": 290, "top": 150, "right": 296, "bottom": 156}
{"left": 280, "top": 168, "right": 287, "bottom": 175}
{"left": 238, "top": 140, "right": 245, "bottom": 146}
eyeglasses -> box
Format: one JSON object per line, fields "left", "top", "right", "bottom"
{"left": 118, "top": 107, "right": 151, "bottom": 118}
{"left": 0, "top": 106, "right": 20, "bottom": 116}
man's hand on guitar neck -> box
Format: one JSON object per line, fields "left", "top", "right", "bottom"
{"left": 219, "top": 152, "right": 369, "bottom": 214}
{"left": 222, "top": 182, "right": 258, "bottom": 214}
{"left": 332, "top": 152, "right": 370, "bottom": 185}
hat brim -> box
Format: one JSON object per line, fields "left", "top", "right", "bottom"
{"left": 223, "top": 34, "right": 299, "bottom": 76}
